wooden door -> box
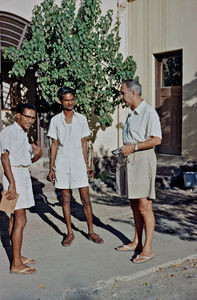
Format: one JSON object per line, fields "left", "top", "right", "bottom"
{"left": 155, "top": 51, "right": 182, "bottom": 155}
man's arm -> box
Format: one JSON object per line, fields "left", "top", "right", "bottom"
{"left": 1, "top": 150, "right": 17, "bottom": 199}
{"left": 31, "top": 141, "right": 43, "bottom": 163}
{"left": 121, "top": 136, "right": 162, "bottom": 156}
{"left": 81, "top": 137, "right": 93, "bottom": 178}
{"left": 48, "top": 138, "right": 58, "bottom": 182}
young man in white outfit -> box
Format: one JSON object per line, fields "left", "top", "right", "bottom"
{"left": 0, "top": 103, "right": 43, "bottom": 274}
{"left": 116, "top": 79, "right": 162, "bottom": 263}
{"left": 47, "top": 86, "right": 103, "bottom": 246}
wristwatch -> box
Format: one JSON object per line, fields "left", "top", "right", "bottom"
{"left": 134, "top": 144, "right": 138, "bottom": 151}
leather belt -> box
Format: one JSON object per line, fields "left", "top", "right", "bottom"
{"left": 12, "top": 165, "right": 30, "bottom": 168}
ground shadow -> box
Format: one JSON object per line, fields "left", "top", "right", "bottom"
{"left": 88, "top": 177, "right": 197, "bottom": 242}
{"left": 154, "top": 189, "right": 197, "bottom": 241}
{"left": 30, "top": 177, "right": 85, "bottom": 241}
{"left": 30, "top": 177, "right": 130, "bottom": 245}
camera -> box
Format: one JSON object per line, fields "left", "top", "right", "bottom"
{"left": 111, "top": 148, "right": 121, "bottom": 155}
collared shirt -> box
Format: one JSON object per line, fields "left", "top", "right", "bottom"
{"left": 0, "top": 122, "right": 33, "bottom": 166}
{"left": 123, "top": 100, "right": 162, "bottom": 144}
{"left": 47, "top": 111, "right": 90, "bottom": 174}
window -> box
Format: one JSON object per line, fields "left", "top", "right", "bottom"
{"left": 162, "top": 54, "right": 182, "bottom": 87}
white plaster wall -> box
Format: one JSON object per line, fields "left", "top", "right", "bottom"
{"left": 127, "top": 0, "right": 197, "bottom": 160}
{"left": 94, "top": 0, "right": 129, "bottom": 155}
{"left": 0, "top": 0, "right": 46, "bottom": 21}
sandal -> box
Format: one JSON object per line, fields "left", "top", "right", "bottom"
{"left": 115, "top": 244, "right": 136, "bottom": 251}
{"left": 88, "top": 233, "right": 103, "bottom": 244}
{"left": 61, "top": 233, "right": 74, "bottom": 246}
{"left": 10, "top": 266, "right": 36, "bottom": 275}
{"left": 22, "top": 257, "right": 36, "bottom": 265}
{"left": 132, "top": 254, "right": 154, "bottom": 264}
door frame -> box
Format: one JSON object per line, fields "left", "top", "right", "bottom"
{"left": 154, "top": 49, "right": 183, "bottom": 155}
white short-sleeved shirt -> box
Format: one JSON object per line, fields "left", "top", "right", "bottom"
{"left": 0, "top": 122, "right": 33, "bottom": 166}
{"left": 123, "top": 100, "right": 162, "bottom": 144}
{"left": 47, "top": 111, "right": 90, "bottom": 177}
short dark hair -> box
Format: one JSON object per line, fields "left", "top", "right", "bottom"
{"left": 57, "top": 86, "right": 76, "bottom": 101}
{"left": 17, "top": 103, "right": 36, "bottom": 114}
{"left": 122, "top": 79, "right": 142, "bottom": 96}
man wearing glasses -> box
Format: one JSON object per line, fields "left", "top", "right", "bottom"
{"left": 115, "top": 79, "right": 162, "bottom": 263}
{"left": 47, "top": 86, "right": 103, "bottom": 246}
{"left": 0, "top": 103, "right": 42, "bottom": 274}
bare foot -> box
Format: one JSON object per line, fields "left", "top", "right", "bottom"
{"left": 21, "top": 256, "right": 36, "bottom": 264}
{"left": 62, "top": 233, "right": 75, "bottom": 246}
{"left": 10, "top": 263, "right": 36, "bottom": 274}
{"left": 88, "top": 233, "right": 103, "bottom": 244}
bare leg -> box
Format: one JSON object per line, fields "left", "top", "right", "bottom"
{"left": 79, "top": 187, "right": 103, "bottom": 244}
{"left": 129, "top": 200, "right": 138, "bottom": 245}
{"left": 9, "top": 214, "right": 14, "bottom": 237}
{"left": 130, "top": 199, "right": 144, "bottom": 250}
{"left": 133, "top": 197, "right": 155, "bottom": 262}
{"left": 79, "top": 187, "right": 93, "bottom": 234}
{"left": 11, "top": 209, "right": 36, "bottom": 273}
{"left": 61, "top": 189, "right": 74, "bottom": 246}
{"left": 117, "top": 199, "right": 143, "bottom": 251}
{"left": 9, "top": 213, "right": 35, "bottom": 264}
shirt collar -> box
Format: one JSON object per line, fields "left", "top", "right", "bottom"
{"left": 14, "top": 121, "right": 27, "bottom": 135}
{"left": 133, "top": 100, "right": 146, "bottom": 115}
{"left": 61, "top": 110, "right": 78, "bottom": 125}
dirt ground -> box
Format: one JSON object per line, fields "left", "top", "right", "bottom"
{"left": 62, "top": 258, "right": 197, "bottom": 300}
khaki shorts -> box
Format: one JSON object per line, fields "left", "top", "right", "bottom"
{"left": 126, "top": 148, "right": 156, "bottom": 199}
{"left": 116, "top": 148, "right": 156, "bottom": 200}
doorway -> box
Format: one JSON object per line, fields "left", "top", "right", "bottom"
{"left": 154, "top": 50, "right": 182, "bottom": 155}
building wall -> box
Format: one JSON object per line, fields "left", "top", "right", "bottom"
{"left": 0, "top": 0, "right": 45, "bottom": 20}
{"left": 127, "top": 0, "right": 197, "bottom": 160}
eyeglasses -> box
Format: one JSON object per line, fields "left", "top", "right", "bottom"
{"left": 22, "top": 114, "right": 36, "bottom": 121}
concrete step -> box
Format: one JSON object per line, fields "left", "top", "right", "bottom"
{"left": 155, "top": 175, "right": 171, "bottom": 189}
{"left": 156, "top": 164, "right": 181, "bottom": 177}
{"left": 156, "top": 155, "right": 197, "bottom": 189}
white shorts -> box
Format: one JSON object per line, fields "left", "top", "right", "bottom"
{"left": 3, "top": 167, "right": 35, "bottom": 210}
{"left": 55, "top": 170, "right": 89, "bottom": 189}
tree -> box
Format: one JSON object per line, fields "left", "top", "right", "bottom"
{"left": 3, "top": 0, "right": 137, "bottom": 142}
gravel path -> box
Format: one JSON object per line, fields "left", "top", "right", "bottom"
{"left": 63, "top": 258, "right": 197, "bottom": 300}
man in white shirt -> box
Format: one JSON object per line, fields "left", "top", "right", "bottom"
{"left": 0, "top": 103, "right": 43, "bottom": 274}
{"left": 115, "top": 79, "right": 162, "bottom": 263}
{"left": 47, "top": 86, "right": 103, "bottom": 246}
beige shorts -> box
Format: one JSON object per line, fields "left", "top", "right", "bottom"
{"left": 3, "top": 167, "right": 35, "bottom": 210}
{"left": 125, "top": 148, "right": 157, "bottom": 199}
{"left": 55, "top": 170, "right": 89, "bottom": 189}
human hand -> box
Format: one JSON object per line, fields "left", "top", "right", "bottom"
{"left": 121, "top": 144, "right": 134, "bottom": 156}
{"left": 32, "top": 141, "right": 43, "bottom": 158}
{"left": 48, "top": 169, "right": 55, "bottom": 183}
{"left": 7, "top": 182, "right": 17, "bottom": 200}
{"left": 87, "top": 165, "right": 94, "bottom": 178}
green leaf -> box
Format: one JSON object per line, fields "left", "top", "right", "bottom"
{"left": 3, "top": 0, "right": 137, "bottom": 143}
